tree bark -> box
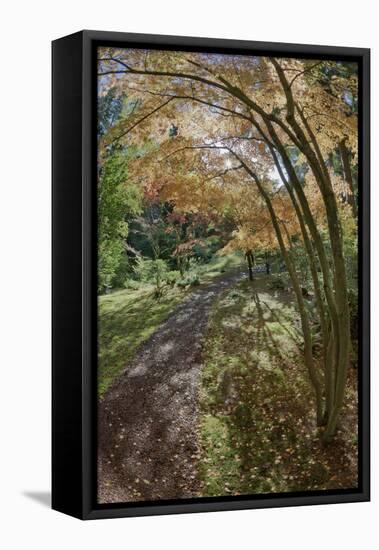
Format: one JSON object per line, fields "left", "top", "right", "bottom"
{"left": 235, "top": 157, "right": 325, "bottom": 425}
{"left": 246, "top": 250, "right": 254, "bottom": 281}
{"left": 270, "top": 59, "right": 351, "bottom": 440}
{"left": 339, "top": 138, "right": 357, "bottom": 218}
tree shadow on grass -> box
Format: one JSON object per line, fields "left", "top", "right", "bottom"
{"left": 247, "top": 283, "right": 300, "bottom": 366}
{"left": 200, "top": 277, "right": 334, "bottom": 496}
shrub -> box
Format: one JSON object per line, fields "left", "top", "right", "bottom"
{"left": 165, "top": 270, "right": 181, "bottom": 286}
{"left": 98, "top": 239, "right": 124, "bottom": 293}
{"left": 193, "top": 244, "right": 212, "bottom": 263}
{"left": 189, "top": 273, "right": 200, "bottom": 286}
{"left": 177, "top": 272, "right": 200, "bottom": 287}
{"left": 134, "top": 257, "right": 170, "bottom": 299}
{"left": 267, "top": 274, "right": 287, "bottom": 291}
{"left": 123, "top": 278, "right": 141, "bottom": 290}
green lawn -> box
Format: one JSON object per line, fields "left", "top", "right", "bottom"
{"left": 98, "top": 252, "right": 245, "bottom": 397}
{"left": 199, "top": 276, "right": 358, "bottom": 495}
{"left": 98, "top": 284, "right": 188, "bottom": 397}
{"left": 196, "top": 252, "right": 245, "bottom": 283}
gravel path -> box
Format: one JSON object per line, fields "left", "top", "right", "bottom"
{"left": 97, "top": 269, "right": 245, "bottom": 504}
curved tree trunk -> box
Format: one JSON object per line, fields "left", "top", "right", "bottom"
{"left": 235, "top": 157, "right": 325, "bottom": 425}
{"left": 270, "top": 59, "right": 351, "bottom": 440}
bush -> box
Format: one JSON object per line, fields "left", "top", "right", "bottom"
{"left": 134, "top": 257, "right": 168, "bottom": 281}
{"left": 193, "top": 244, "right": 212, "bottom": 263}
{"left": 165, "top": 270, "right": 181, "bottom": 286}
{"left": 177, "top": 272, "right": 200, "bottom": 287}
{"left": 267, "top": 274, "right": 287, "bottom": 291}
{"left": 134, "top": 257, "right": 170, "bottom": 299}
{"left": 195, "top": 235, "right": 222, "bottom": 263}
{"left": 189, "top": 273, "right": 200, "bottom": 286}
{"left": 98, "top": 239, "right": 124, "bottom": 294}
{"left": 123, "top": 278, "right": 141, "bottom": 290}
{"left": 112, "top": 253, "right": 134, "bottom": 289}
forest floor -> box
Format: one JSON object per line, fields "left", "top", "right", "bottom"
{"left": 97, "top": 267, "right": 246, "bottom": 503}
{"left": 199, "top": 277, "right": 358, "bottom": 496}
{"left": 98, "top": 270, "right": 358, "bottom": 504}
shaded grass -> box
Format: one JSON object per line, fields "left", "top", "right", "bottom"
{"left": 98, "top": 284, "right": 190, "bottom": 397}
{"left": 199, "top": 276, "right": 358, "bottom": 496}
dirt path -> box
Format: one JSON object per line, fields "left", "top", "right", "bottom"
{"left": 97, "top": 269, "right": 245, "bottom": 504}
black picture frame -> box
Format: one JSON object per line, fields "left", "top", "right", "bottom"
{"left": 52, "top": 30, "right": 370, "bottom": 520}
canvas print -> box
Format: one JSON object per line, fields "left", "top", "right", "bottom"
{"left": 96, "top": 47, "right": 359, "bottom": 505}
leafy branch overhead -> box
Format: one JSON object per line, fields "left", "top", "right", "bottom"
{"left": 97, "top": 47, "right": 358, "bottom": 444}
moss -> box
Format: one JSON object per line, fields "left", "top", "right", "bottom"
{"left": 199, "top": 415, "right": 241, "bottom": 496}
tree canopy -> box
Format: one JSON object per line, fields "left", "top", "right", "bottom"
{"left": 97, "top": 48, "right": 358, "bottom": 442}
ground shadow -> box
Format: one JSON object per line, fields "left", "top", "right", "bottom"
{"left": 22, "top": 491, "right": 51, "bottom": 507}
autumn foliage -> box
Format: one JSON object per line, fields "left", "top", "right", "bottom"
{"left": 97, "top": 48, "right": 358, "bottom": 442}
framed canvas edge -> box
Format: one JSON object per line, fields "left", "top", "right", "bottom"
{"left": 53, "top": 30, "right": 370, "bottom": 520}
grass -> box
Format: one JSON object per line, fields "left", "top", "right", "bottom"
{"left": 196, "top": 252, "right": 244, "bottom": 283}
{"left": 199, "top": 275, "right": 358, "bottom": 496}
{"left": 98, "top": 252, "right": 245, "bottom": 397}
{"left": 98, "top": 284, "right": 189, "bottom": 397}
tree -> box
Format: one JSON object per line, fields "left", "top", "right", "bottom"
{"left": 98, "top": 150, "right": 142, "bottom": 293}
{"left": 134, "top": 257, "right": 169, "bottom": 299}
{"left": 97, "top": 50, "right": 358, "bottom": 440}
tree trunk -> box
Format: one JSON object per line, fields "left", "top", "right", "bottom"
{"left": 265, "top": 253, "right": 271, "bottom": 275}
{"left": 237, "top": 159, "right": 325, "bottom": 425}
{"left": 282, "top": 99, "right": 351, "bottom": 441}
{"left": 339, "top": 138, "right": 357, "bottom": 218}
{"left": 246, "top": 250, "right": 254, "bottom": 281}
